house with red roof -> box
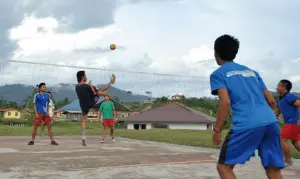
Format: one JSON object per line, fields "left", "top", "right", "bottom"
{"left": 123, "top": 102, "right": 216, "bottom": 130}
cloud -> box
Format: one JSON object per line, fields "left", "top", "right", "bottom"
{"left": 1, "top": 0, "right": 300, "bottom": 99}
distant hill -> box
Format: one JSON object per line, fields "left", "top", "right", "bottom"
{"left": 0, "top": 84, "right": 152, "bottom": 105}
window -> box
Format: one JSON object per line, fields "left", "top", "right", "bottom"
{"left": 141, "top": 124, "right": 146, "bottom": 129}
{"left": 134, "top": 124, "right": 139, "bottom": 130}
{"left": 15, "top": 112, "right": 18, "bottom": 116}
{"left": 8, "top": 112, "right": 11, "bottom": 116}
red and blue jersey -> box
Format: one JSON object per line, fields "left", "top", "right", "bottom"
{"left": 33, "top": 93, "right": 50, "bottom": 114}
{"left": 277, "top": 93, "right": 299, "bottom": 124}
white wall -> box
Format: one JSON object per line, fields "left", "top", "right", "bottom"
{"left": 127, "top": 122, "right": 211, "bottom": 130}
{"left": 168, "top": 123, "right": 208, "bottom": 130}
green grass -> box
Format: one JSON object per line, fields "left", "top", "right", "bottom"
{"left": 0, "top": 122, "right": 298, "bottom": 158}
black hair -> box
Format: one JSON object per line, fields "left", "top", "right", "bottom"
{"left": 280, "top": 79, "right": 292, "bottom": 92}
{"left": 214, "top": 34, "right": 240, "bottom": 61}
{"left": 38, "top": 83, "right": 46, "bottom": 88}
{"left": 76, "top": 71, "right": 85, "bottom": 83}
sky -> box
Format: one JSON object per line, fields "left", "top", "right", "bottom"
{"left": 0, "top": 0, "right": 299, "bottom": 97}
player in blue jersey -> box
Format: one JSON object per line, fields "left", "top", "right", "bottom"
{"left": 210, "top": 35, "right": 284, "bottom": 179}
{"left": 275, "top": 79, "right": 300, "bottom": 166}
{"left": 28, "top": 83, "right": 58, "bottom": 145}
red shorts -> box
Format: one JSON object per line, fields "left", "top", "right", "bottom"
{"left": 103, "top": 118, "right": 114, "bottom": 128}
{"left": 281, "top": 124, "right": 300, "bottom": 141}
{"left": 34, "top": 113, "right": 51, "bottom": 127}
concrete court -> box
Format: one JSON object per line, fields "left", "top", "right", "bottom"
{"left": 0, "top": 136, "right": 299, "bottom": 179}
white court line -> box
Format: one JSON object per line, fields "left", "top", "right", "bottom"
{"left": 69, "top": 159, "right": 217, "bottom": 171}
{"left": 19, "top": 149, "right": 96, "bottom": 154}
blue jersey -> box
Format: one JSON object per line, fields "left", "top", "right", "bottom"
{"left": 210, "top": 62, "right": 277, "bottom": 130}
{"left": 33, "top": 93, "right": 50, "bottom": 114}
{"left": 277, "top": 93, "right": 299, "bottom": 124}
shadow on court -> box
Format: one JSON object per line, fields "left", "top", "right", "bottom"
{"left": 0, "top": 136, "right": 299, "bottom": 179}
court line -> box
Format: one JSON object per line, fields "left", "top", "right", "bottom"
{"left": 69, "top": 159, "right": 216, "bottom": 171}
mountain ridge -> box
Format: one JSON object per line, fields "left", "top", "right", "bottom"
{"left": 0, "top": 84, "right": 151, "bottom": 104}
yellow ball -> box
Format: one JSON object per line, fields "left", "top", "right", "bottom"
{"left": 110, "top": 44, "right": 116, "bottom": 50}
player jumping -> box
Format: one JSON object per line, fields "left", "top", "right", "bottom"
{"left": 275, "top": 79, "right": 300, "bottom": 166}
{"left": 98, "top": 95, "right": 117, "bottom": 143}
{"left": 76, "top": 71, "right": 114, "bottom": 146}
{"left": 28, "top": 83, "right": 58, "bottom": 145}
{"left": 210, "top": 35, "right": 284, "bottom": 179}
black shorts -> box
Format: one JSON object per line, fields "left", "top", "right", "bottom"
{"left": 81, "top": 108, "right": 90, "bottom": 116}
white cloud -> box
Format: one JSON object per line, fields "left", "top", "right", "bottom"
{"left": 10, "top": 17, "right": 119, "bottom": 58}
{"left": 1, "top": 0, "right": 300, "bottom": 99}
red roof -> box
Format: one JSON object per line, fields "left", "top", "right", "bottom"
{"left": 123, "top": 103, "right": 214, "bottom": 124}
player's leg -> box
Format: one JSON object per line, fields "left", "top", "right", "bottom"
{"left": 280, "top": 124, "right": 293, "bottom": 165}
{"left": 109, "top": 119, "right": 115, "bottom": 141}
{"left": 101, "top": 120, "right": 108, "bottom": 143}
{"left": 81, "top": 109, "right": 89, "bottom": 146}
{"left": 258, "top": 123, "right": 284, "bottom": 179}
{"left": 28, "top": 115, "right": 42, "bottom": 145}
{"left": 44, "top": 115, "right": 58, "bottom": 145}
{"left": 41, "top": 123, "right": 45, "bottom": 136}
{"left": 217, "top": 127, "right": 263, "bottom": 179}
{"left": 291, "top": 125, "right": 300, "bottom": 152}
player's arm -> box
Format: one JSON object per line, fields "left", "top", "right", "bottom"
{"left": 263, "top": 90, "right": 277, "bottom": 110}
{"left": 215, "top": 89, "right": 231, "bottom": 132}
{"left": 98, "top": 82, "right": 112, "bottom": 92}
{"left": 98, "top": 74, "right": 115, "bottom": 91}
{"left": 255, "top": 71, "right": 277, "bottom": 110}
{"left": 112, "top": 103, "right": 117, "bottom": 120}
{"left": 274, "top": 108, "right": 281, "bottom": 118}
{"left": 210, "top": 73, "right": 229, "bottom": 133}
{"left": 293, "top": 100, "right": 300, "bottom": 125}
{"left": 98, "top": 104, "right": 103, "bottom": 122}
{"left": 33, "top": 94, "right": 38, "bottom": 118}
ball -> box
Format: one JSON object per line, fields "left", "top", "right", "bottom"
{"left": 110, "top": 44, "right": 116, "bottom": 50}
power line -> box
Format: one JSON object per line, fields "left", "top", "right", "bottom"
{"left": 0, "top": 59, "right": 208, "bottom": 79}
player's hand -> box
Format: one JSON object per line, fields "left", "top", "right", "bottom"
{"left": 297, "top": 120, "right": 300, "bottom": 128}
{"left": 213, "top": 132, "right": 222, "bottom": 145}
{"left": 46, "top": 112, "right": 49, "bottom": 116}
{"left": 35, "top": 113, "right": 39, "bottom": 119}
{"left": 114, "top": 117, "right": 118, "bottom": 122}
{"left": 88, "top": 80, "right": 92, "bottom": 85}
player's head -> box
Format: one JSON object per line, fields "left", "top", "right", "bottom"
{"left": 214, "top": 34, "right": 240, "bottom": 65}
{"left": 277, "top": 79, "right": 292, "bottom": 94}
{"left": 38, "top": 83, "right": 46, "bottom": 93}
{"left": 77, "top": 71, "right": 87, "bottom": 83}
{"left": 104, "top": 95, "right": 110, "bottom": 101}
{"left": 47, "top": 91, "right": 52, "bottom": 98}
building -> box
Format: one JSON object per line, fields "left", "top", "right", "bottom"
{"left": 0, "top": 108, "right": 22, "bottom": 119}
{"left": 59, "top": 97, "right": 131, "bottom": 121}
{"left": 123, "top": 102, "right": 215, "bottom": 130}
{"left": 171, "top": 94, "right": 182, "bottom": 101}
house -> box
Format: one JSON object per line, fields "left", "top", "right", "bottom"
{"left": 59, "top": 97, "right": 131, "bottom": 121}
{"left": 0, "top": 108, "right": 22, "bottom": 119}
{"left": 123, "top": 102, "right": 215, "bottom": 130}
{"left": 171, "top": 94, "right": 182, "bottom": 101}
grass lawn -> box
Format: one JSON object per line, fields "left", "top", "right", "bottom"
{"left": 0, "top": 122, "right": 298, "bottom": 158}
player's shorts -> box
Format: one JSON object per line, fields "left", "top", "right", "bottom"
{"left": 81, "top": 108, "right": 90, "bottom": 117}
{"left": 103, "top": 118, "right": 114, "bottom": 128}
{"left": 281, "top": 124, "right": 300, "bottom": 141}
{"left": 218, "top": 122, "right": 284, "bottom": 168}
{"left": 34, "top": 113, "right": 51, "bottom": 127}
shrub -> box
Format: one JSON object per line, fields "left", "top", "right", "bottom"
{"left": 2, "top": 119, "right": 28, "bottom": 125}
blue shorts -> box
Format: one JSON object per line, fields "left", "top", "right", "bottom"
{"left": 218, "top": 122, "right": 284, "bottom": 168}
